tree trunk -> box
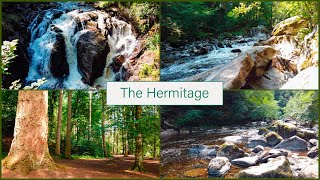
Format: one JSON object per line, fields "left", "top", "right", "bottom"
{"left": 65, "top": 91, "right": 72, "bottom": 159}
{"left": 123, "top": 107, "right": 129, "bottom": 157}
{"left": 131, "top": 105, "right": 145, "bottom": 172}
{"left": 55, "top": 90, "right": 63, "bottom": 156}
{"left": 3, "top": 91, "right": 54, "bottom": 175}
{"left": 101, "top": 91, "right": 107, "bottom": 157}
{"left": 88, "top": 91, "right": 92, "bottom": 142}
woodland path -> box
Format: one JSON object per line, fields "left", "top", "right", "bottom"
{"left": 2, "top": 155, "right": 159, "bottom": 178}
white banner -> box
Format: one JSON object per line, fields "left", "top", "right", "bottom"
{"left": 106, "top": 82, "right": 223, "bottom": 105}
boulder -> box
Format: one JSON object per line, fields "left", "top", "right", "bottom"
{"left": 231, "top": 156, "right": 260, "bottom": 167}
{"left": 289, "top": 155, "right": 318, "bottom": 178}
{"left": 260, "top": 149, "right": 288, "bottom": 163}
{"left": 307, "top": 146, "right": 318, "bottom": 158}
{"left": 217, "top": 142, "right": 245, "bottom": 160}
{"left": 207, "top": 157, "right": 231, "bottom": 177}
{"left": 49, "top": 33, "right": 69, "bottom": 78}
{"left": 297, "top": 129, "right": 317, "bottom": 141}
{"left": 274, "top": 136, "right": 308, "bottom": 151}
{"left": 265, "top": 131, "right": 283, "bottom": 146}
{"left": 275, "top": 122, "right": 298, "bottom": 139}
{"left": 258, "top": 128, "right": 269, "bottom": 135}
{"left": 272, "top": 16, "right": 308, "bottom": 36}
{"left": 298, "top": 161, "right": 319, "bottom": 178}
{"left": 271, "top": 56, "right": 297, "bottom": 74}
{"left": 223, "top": 135, "right": 247, "bottom": 144}
{"left": 309, "top": 139, "right": 318, "bottom": 147}
{"left": 111, "top": 55, "right": 125, "bottom": 72}
{"left": 252, "top": 145, "right": 264, "bottom": 153}
{"left": 205, "top": 46, "right": 276, "bottom": 89}
{"left": 247, "top": 138, "right": 268, "bottom": 148}
{"left": 237, "top": 156, "right": 293, "bottom": 178}
{"left": 280, "top": 66, "right": 318, "bottom": 90}
{"left": 76, "top": 30, "right": 109, "bottom": 85}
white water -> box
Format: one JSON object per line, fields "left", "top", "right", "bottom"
{"left": 161, "top": 34, "right": 267, "bottom": 81}
{"left": 26, "top": 3, "right": 136, "bottom": 89}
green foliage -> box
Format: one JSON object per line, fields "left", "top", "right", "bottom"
{"left": 146, "top": 33, "right": 160, "bottom": 51}
{"left": 1, "top": 39, "right": 18, "bottom": 74}
{"left": 283, "top": 91, "right": 318, "bottom": 123}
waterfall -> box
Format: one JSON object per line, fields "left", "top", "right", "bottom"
{"left": 25, "top": 3, "right": 136, "bottom": 89}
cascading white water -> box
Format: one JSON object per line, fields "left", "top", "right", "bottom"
{"left": 26, "top": 3, "right": 136, "bottom": 89}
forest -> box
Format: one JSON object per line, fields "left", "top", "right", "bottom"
{"left": 2, "top": 91, "right": 160, "bottom": 178}
{"left": 161, "top": 90, "right": 318, "bottom": 178}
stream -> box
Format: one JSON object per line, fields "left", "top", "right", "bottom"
{"left": 26, "top": 2, "right": 136, "bottom": 89}
{"left": 161, "top": 32, "right": 268, "bottom": 81}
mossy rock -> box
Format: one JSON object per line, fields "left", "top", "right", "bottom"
{"left": 272, "top": 16, "right": 308, "bottom": 36}
{"left": 217, "top": 142, "right": 245, "bottom": 160}
{"left": 258, "top": 127, "right": 269, "bottom": 135}
{"left": 265, "top": 131, "right": 283, "bottom": 146}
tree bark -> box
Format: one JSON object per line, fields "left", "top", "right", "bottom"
{"left": 65, "top": 91, "right": 72, "bottom": 159}
{"left": 131, "top": 105, "right": 145, "bottom": 172}
{"left": 123, "top": 106, "right": 129, "bottom": 157}
{"left": 55, "top": 90, "right": 63, "bottom": 156}
{"left": 101, "top": 91, "right": 107, "bottom": 157}
{"left": 3, "top": 91, "right": 54, "bottom": 175}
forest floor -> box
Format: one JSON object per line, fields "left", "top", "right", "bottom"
{"left": 2, "top": 155, "right": 159, "bottom": 178}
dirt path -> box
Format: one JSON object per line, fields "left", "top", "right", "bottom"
{"left": 2, "top": 155, "right": 159, "bottom": 178}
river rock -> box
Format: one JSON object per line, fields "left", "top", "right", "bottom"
{"left": 274, "top": 135, "right": 308, "bottom": 151}
{"left": 275, "top": 121, "right": 298, "bottom": 139}
{"left": 258, "top": 128, "right": 269, "bottom": 135}
{"left": 207, "top": 157, "right": 231, "bottom": 177}
{"left": 183, "top": 168, "right": 207, "bottom": 178}
{"left": 49, "top": 33, "right": 69, "bottom": 77}
{"left": 247, "top": 138, "right": 268, "bottom": 148}
{"left": 252, "top": 145, "right": 264, "bottom": 153}
{"left": 298, "top": 161, "right": 319, "bottom": 178}
{"left": 297, "top": 129, "right": 317, "bottom": 141}
{"left": 309, "top": 139, "right": 318, "bottom": 147}
{"left": 187, "top": 144, "right": 216, "bottom": 158}
{"left": 280, "top": 66, "right": 318, "bottom": 90}
{"left": 231, "top": 49, "right": 241, "bottom": 53}
{"left": 307, "top": 146, "right": 318, "bottom": 158}
{"left": 237, "top": 156, "right": 293, "bottom": 178}
{"left": 271, "top": 56, "right": 297, "bottom": 74}
{"left": 260, "top": 149, "right": 288, "bottom": 163}
{"left": 76, "top": 29, "right": 109, "bottom": 85}
{"left": 217, "top": 142, "right": 245, "bottom": 160}
{"left": 231, "top": 156, "right": 260, "bottom": 167}
{"left": 223, "top": 135, "right": 247, "bottom": 144}
{"left": 272, "top": 16, "right": 308, "bottom": 36}
{"left": 265, "top": 131, "right": 283, "bottom": 146}
{"left": 289, "top": 155, "right": 318, "bottom": 178}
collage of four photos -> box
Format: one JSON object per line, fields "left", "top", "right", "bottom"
{"left": 1, "top": 1, "right": 319, "bottom": 179}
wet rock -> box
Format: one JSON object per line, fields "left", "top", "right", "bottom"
{"left": 237, "top": 156, "right": 293, "bottom": 178}
{"left": 76, "top": 30, "right": 109, "bottom": 85}
{"left": 265, "top": 131, "right": 283, "bottom": 146}
{"left": 252, "top": 145, "right": 264, "bottom": 153}
{"left": 49, "top": 33, "right": 69, "bottom": 77}
{"left": 309, "top": 139, "right": 318, "bottom": 147}
{"left": 280, "top": 66, "right": 318, "bottom": 90}
{"left": 223, "top": 136, "right": 247, "bottom": 144}
{"left": 217, "top": 142, "right": 245, "bottom": 160}
{"left": 289, "top": 155, "right": 318, "bottom": 178}
{"left": 298, "top": 160, "right": 319, "bottom": 178}
{"left": 217, "top": 42, "right": 224, "bottom": 48}
{"left": 205, "top": 46, "right": 276, "bottom": 89}
{"left": 207, "top": 157, "right": 231, "bottom": 177}
{"left": 188, "top": 145, "right": 216, "bottom": 158}
{"left": 239, "top": 40, "right": 247, "bottom": 44}
{"left": 231, "top": 49, "right": 241, "bottom": 53}
{"left": 274, "top": 135, "right": 308, "bottom": 151}
{"left": 247, "top": 138, "right": 268, "bottom": 148}
{"left": 231, "top": 156, "right": 260, "bottom": 167}
{"left": 272, "top": 16, "right": 308, "bottom": 36}
{"left": 50, "top": 25, "right": 63, "bottom": 33}
{"left": 307, "top": 146, "right": 318, "bottom": 158}
{"left": 111, "top": 55, "right": 125, "bottom": 72}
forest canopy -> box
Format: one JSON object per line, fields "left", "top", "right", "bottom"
{"left": 161, "top": 1, "right": 318, "bottom": 46}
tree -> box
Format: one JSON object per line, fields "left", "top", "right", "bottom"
{"left": 2, "top": 91, "right": 54, "bottom": 175}
{"left": 88, "top": 91, "right": 92, "bottom": 142}
{"left": 65, "top": 91, "right": 72, "bottom": 159}
{"left": 101, "top": 91, "right": 107, "bottom": 157}
{"left": 55, "top": 90, "right": 63, "bottom": 156}
{"left": 131, "top": 105, "right": 145, "bottom": 171}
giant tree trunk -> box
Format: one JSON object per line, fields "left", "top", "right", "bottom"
{"left": 101, "top": 91, "right": 107, "bottom": 157}
{"left": 55, "top": 90, "right": 63, "bottom": 156}
{"left": 65, "top": 91, "right": 72, "bottom": 159}
{"left": 131, "top": 105, "right": 145, "bottom": 172}
{"left": 3, "top": 91, "right": 54, "bottom": 175}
